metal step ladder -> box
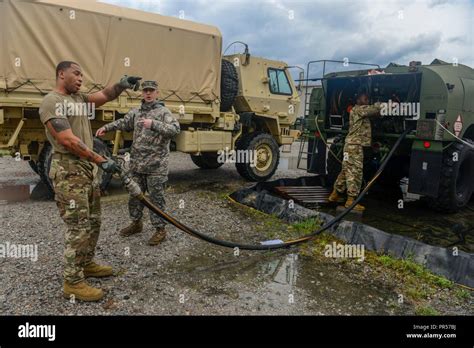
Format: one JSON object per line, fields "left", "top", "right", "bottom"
{"left": 296, "top": 132, "right": 318, "bottom": 171}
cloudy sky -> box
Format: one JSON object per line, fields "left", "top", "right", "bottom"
{"left": 102, "top": 0, "right": 473, "bottom": 79}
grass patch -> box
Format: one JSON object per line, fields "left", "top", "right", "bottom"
{"left": 415, "top": 305, "right": 439, "bottom": 316}
{"left": 371, "top": 254, "right": 453, "bottom": 291}
{"left": 454, "top": 288, "right": 472, "bottom": 301}
{"left": 406, "top": 287, "right": 430, "bottom": 301}
{"left": 291, "top": 218, "right": 321, "bottom": 234}
{"left": 361, "top": 252, "right": 457, "bottom": 306}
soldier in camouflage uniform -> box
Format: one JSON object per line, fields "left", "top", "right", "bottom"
{"left": 39, "top": 61, "right": 141, "bottom": 301}
{"left": 328, "top": 92, "right": 382, "bottom": 211}
{"left": 96, "top": 80, "right": 180, "bottom": 245}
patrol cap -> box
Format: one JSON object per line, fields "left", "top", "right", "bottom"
{"left": 141, "top": 80, "right": 158, "bottom": 90}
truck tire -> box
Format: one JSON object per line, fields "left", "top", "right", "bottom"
{"left": 235, "top": 132, "right": 280, "bottom": 182}
{"left": 37, "top": 138, "right": 113, "bottom": 197}
{"left": 427, "top": 140, "right": 474, "bottom": 213}
{"left": 220, "top": 59, "right": 239, "bottom": 112}
{"left": 190, "top": 152, "right": 224, "bottom": 169}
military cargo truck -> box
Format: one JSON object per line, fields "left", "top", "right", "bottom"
{"left": 303, "top": 59, "right": 474, "bottom": 212}
{"left": 0, "top": 0, "right": 301, "bottom": 192}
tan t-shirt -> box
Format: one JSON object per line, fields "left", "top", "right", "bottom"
{"left": 39, "top": 91, "right": 93, "bottom": 154}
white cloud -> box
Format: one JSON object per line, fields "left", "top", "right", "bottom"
{"left": 102, "top": 0, "right": 473, "bottom": 71}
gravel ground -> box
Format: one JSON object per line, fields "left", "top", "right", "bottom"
{"left": 0, "top": 151, "right": 472, "bottom": 315}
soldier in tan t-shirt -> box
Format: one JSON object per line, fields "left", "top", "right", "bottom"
{"left": 40, "top": 91, "right": 94, "bottom": 154}
{"left": 39, "top": 60, "right": 141, "bottom": 302}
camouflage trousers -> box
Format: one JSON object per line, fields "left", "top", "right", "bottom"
{"left": 49, "top": 159, "right": 100, "bottom": 284}
{"left": 334, "top": 144, "right": 364, "bottom": 197}
{"left": 128, "top": 172, "right": 166, "bottom": 229}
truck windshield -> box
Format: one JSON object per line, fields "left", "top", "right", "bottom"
{"left": 268, "top": 68, "right": 292, "bottom": 95}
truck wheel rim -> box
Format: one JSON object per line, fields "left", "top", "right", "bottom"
{"left": 255, "top": 144, "right": 272, "bottom": 172}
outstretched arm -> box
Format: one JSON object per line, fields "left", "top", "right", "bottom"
{"left": 87, "top": 76, "right": 142, "bottom": 108}
{"left": 361, "top": 102, "right": 382, "bottom": 118}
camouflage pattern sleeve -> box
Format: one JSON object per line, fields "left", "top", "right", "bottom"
{"left": 103, "top": 109, "right": 137, "bottom": 132}
{"left": 360, "top": 102, "right": 382, "bottom": 118}
{"left": 151, "top": 109, "right": 180, "bottom": 138}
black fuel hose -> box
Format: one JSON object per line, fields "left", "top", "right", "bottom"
{"left": 120, "top": 129, "right": 411, "bottom": 250}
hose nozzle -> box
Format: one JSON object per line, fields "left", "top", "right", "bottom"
{"left": 114, "top": 154, "right": 143, "bottom": 197}
{"left": 121, "top": 175, "right": 142, "bottom": 198}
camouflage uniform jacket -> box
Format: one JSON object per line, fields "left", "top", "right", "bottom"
{"left": 344, "top": 102, "right": 382, "bottom": 147}
{"left": 104, "top": 100, "right": 180, "bottom": 178}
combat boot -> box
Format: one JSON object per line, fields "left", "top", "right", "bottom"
{"left": 63, "top": 280, "right": 104, "bottom": 302}
{"left": 328, "top": 189, "right": 345, "bottom": 203}
{"left": 120, "top": 220, "right": 143, "bottom": 237}
{"left": 148, "top": 228, "right": 166, "bottom": 246}
{"left": 344, "top": 197, "right": 365, "bottom": 212}
{"left": 84, "top": 261, "right": 113, "bottom": 278}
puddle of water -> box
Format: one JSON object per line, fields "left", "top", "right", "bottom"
{"left": 0, "top": 185, "right": 33, "bottom": 203}
{"left": 262, "top": 253, "right": 298, "bottom": 286}
{"left": 259, "top": 253, "right": 408, "bottom": 314}
{"left": 167, "top": 251, "right": 409, "bottom": 315}
{"left": 277, "top": 158, "right": 289, "bottom": 171}
{"left": 320, "top": 188, "right": 474, "bottom": 253}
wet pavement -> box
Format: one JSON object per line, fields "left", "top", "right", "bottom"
{"left": 165, "top": 250, "right": 411, "bottom": 315}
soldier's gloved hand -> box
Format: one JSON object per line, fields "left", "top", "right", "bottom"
{"left": 99, "top": 158, "right": 121, "bottom": 173}
{"left": 119, "top": 75, "right": 142, "bottom": 91}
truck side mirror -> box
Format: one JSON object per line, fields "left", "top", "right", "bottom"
{"left": 298, "top": 71, "right": 304, "bottom": 91}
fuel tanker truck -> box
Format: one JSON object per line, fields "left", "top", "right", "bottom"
{"left": 304, "top": 60, "right": 474, "bottom": 212}
{"left": 0, "top": 0, "right": 301, "bottom": 193}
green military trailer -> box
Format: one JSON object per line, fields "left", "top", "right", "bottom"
{"left": 302, "top": 59, "right": 474, "bottom": 212}
{"left": 0, "top": 0, "right": 301, "bottom": 193}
